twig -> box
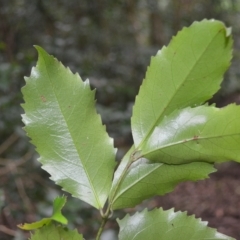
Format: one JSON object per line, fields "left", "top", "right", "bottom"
{"left": 10, "top": 163, "right": 34, "bottom": 213}
{"left": 0, "top": 133, "right": 19, "bottom": 155}
{"left": 0, "top": 151, "right": 33, "bottom": 176}
{"left": 0, "top": 150, "right": 35, "bottom": 212}
{"left": 0, "top": 225, "right": 16, "bottom": 236}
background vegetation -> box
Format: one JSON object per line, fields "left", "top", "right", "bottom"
{"left": 1, "top": 1, "right": 240, "bottom": 239}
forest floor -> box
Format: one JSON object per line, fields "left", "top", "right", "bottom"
{"left": 148, "top": 161, "right": 240, "bottom": 239}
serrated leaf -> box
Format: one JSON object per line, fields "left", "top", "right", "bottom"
{"left": 51, "top": 196, "right": 68, "bottom": 223}
{"left": 140, "top": 104, "right": 240, "bottom": 164}
{"left": 117, "top": 208, "right": 235, "bottom": 240}
{"left": 18, "top": 196, "right": 67, "bottom": 230}
{"left": 111, "top": 159, "right": 215, "bottom": 209}
{"left": 21, "top": 46, "right": 116, "bottom": 209}
{"left": 29, "top": 223, "right": 83, "bottom": 240}
{"left": 132, "top": 20, "right": 232, "bottom": 149}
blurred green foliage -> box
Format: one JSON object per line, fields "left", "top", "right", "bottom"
{"left": 1, "top": 0, "right": 240, "bottom": 239}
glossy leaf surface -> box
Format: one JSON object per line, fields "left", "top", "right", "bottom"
{"left": 112, "top": 159, "right": 214, "bottom": 209}
{"left": 131, "top": 20, "right": 232, "bottom": 148}
{"left": 18, "top": 196, "right": 67, "bottom": 230}
{"left": 118, "top": 208, "right": 235, "bottom": 240}
{"left": 22, "top": 47, "right": 116, "bottom": 209}
{"left": 141, "top": 104, "right": 240, "bottom": 164}
{"left": 30, "top": 223, "right": 83, "bottom": 240}
{"left": 110, "top": 20, "right": 235, "bottom": 212}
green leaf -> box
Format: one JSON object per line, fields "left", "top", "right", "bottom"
{"left": 18, "top": 196, "right": 67, "bottom": 230}
{"left": 18, "top": 218, "right": 51, "bottom": 231}
{"left": 109, "top": 145, "right": 135, "bottom": 203}
{"left": 140, "top": 104, "right": 240, "bottom": 164}
{"left": 111, "top": 159, "right": 215, "bottom": 209}
{"left": 22, "top": 46, "right": 116, "bottom": 209}
{"left": 29, "top": 223, "right": 83, "bottom": 240}
{"left": 51, "top": 196, "right": 68, "bottom": 223}
{"left": 132, "top": 19, "right": 232, "bottom": 149}
{"left": 117, "top": 208, "right": 235, "bottom": 240}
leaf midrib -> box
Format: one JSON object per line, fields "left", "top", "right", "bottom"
{"left": 136, "top": 27, "right": 224, "bottom": 151}
{"left": 142, "top": 132, "right": 240, "bottom": 157}
{"left": 112, "top": 163, "right": 163, "bottom": 204}
{"left": 41, "top": 54, "right": 101, "bottom": 209}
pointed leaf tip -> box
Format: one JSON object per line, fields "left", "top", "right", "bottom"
{"left": 131, "top": 19, "right": 233, "bottom": 148}
{"left": 22, "top": 47, "right": 116, "bottom": 209}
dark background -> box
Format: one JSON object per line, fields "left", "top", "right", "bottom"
{"left": 1, "top": 1, "right": 240, "bottom": 239}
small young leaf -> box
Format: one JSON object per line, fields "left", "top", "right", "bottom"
{"left": 132, "top": 20, "right": 232, "bottom": 149}
{"left": 140, "top": 104, "right": 240, "bottom": 164}
{"left": 111, "top": 159, "right": 215, "bottom": 209}
{"left": 22, "top": 47, "right": 116, "bottom": 209}
{"left": 117, "top": 208, "right": 235, "bottom": 240}
{"left": 18, "top": 219, "right": 51, "bottom": 231}
{"left": 29, "top": 223, "right": 83, "bottom": 240}
{"left": 51, "top": 196, "right": 68, "bottom": 223}
{"left": 18, "top": 196, "right": 67, "bottom": 230}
